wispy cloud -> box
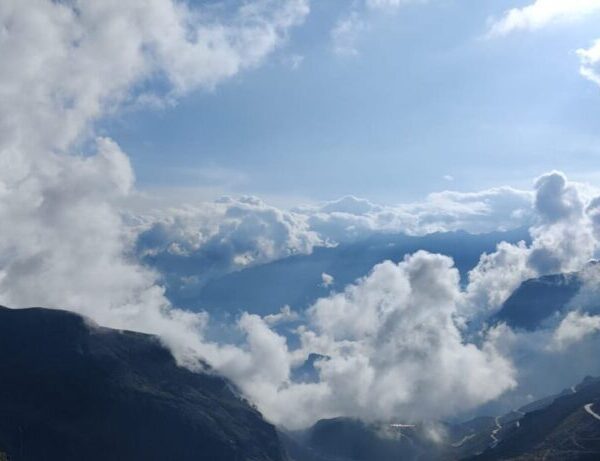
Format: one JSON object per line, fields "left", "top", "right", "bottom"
{"left": 488, "top": 0, "right": 600, "bottom": 36}
{"left": 331, "top": 11, "right": 367, "bottom": 56}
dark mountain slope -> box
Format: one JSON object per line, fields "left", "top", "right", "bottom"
{"left": 467, "top": 377, "right": 600, "bottom": 460}
{"left": 281, "top": 417, "right": 441, "bottom": 461}
{"left": 0, "top": 306, "right": 286, "bottom": 461}
{"left": 493, "top": 273, "right": 582, "bottom": 330}
{"left": 282, "top": 416, "right": 501, "bottom": 461}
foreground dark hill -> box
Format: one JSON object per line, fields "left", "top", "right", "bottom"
{"left": 0, "top": 306, "right": 285, "bottom": 461}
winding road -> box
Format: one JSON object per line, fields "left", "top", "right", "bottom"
{"left": 490, "top": 416, "right": 501, "bottom": 447}
{"left": 452, "top": 433, "right": 476, "bottom": 448}
{"left": 584, "top": 403, "right": 600, "bottom": 421}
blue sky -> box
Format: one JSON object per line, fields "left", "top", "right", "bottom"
{"left": 101, "top": 0, "right": 600, "bottom": 204}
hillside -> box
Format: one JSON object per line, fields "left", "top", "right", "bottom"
{"left": 0, "top": 306, "right": 286, "bottom": 461}
{"left": 468, "top": 377, "right": 600, "bottom": 460}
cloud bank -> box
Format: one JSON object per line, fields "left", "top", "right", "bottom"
{"left": 133, "top": 186, "right": 534, "bottom": 298}
{"left": 135, "top": 196, "right": 323, "bottom": 292}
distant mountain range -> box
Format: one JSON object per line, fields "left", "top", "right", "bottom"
{"left": 161, "top": 228, "right": 530, "bottom": 316}
{"left": 0, "top": 306, "right": 285, "bottom": 461}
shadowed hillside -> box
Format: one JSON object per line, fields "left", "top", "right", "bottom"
{"left": 0, "top": 306, "right": 286, "bottom": 461}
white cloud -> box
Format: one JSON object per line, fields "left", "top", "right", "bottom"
{"left": 578, "top": 39, "right": 600, "bottom": 87}
{"left": 488, "top": 0, "right": 600, "bottom": 36}
{"left": 552, "top": 311, "right": 600, "bottom": 349}
{"left": 331, "top": 10, "right": 366, "bottom": 56}
{"left": 463, "top": 171, "right": 598, "bottom": 317}
{"left": 463, "top": 240, "right": 534, "bottom": 318}
{"left": 131, "top": 186, "right": 535, "bottom": 295}
{"left": 482, "top": 321, "right": 600, "bottom": 412}
{"left": 135, "top": 196, "right": 323, "bottom": 290}
{"left": 200, "top": 252, "right": 515, "bottom": 429}
{"left": 528, "top": 172, "right": 596, "bottom": 274}
{"left": 300, "top": 186, "right": 533, "bottom": 243}
{"left": 263, "top": 305, "right": 299, "bottom": 326}
{"left": 321, "top": 272, "right": 334, "bottom": 287}
{"left": 289, "top": 252, "right": 515, "bottom": 426}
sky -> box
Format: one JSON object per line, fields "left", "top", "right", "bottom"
{"left": 98, "top": 0, "right": 600, "bottom": 204}
{"left": 4, "top": 0, "right": 600, "bottom": 432}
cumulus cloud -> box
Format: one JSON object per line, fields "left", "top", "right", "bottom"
{"left": 463, "top": 171, "right": 598, "bottom": 317}
{"left": 131, "top": 187, "right": 534, "bottom": 299}
{"left": 552, "top": 311, "right": 600, "bottom": 349}
{"left": 212, "top": 252, "right": 516, "bottom": 429}
{"left": 135, "top": 196, "right": 322, "bottom": 294}
{"left": 488, "top": 0, "right": 600, "bottom": 36}
{"left": 427, "top": 171, "right": 600, "bottom": 413}
{"left": 301, "top": 187, "right": 533, "bottom": 243}
{"left": 528, "top": 172, "right": 596, "bottom": 274}
{"left": 578, "top": 39, "right": 600, "bottom": 87}
{"left": 463, "top": 240, "right": 535, "bottom": 318}
{"left": 545, "top": 263, "right": 600, "bottom": 351}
